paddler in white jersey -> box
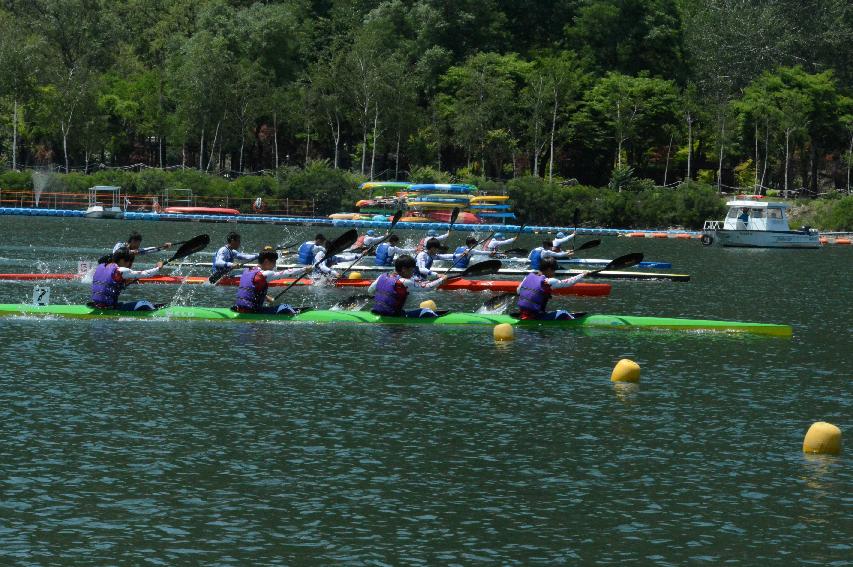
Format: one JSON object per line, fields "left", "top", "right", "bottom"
{"left": 212, "top": 232, "right": 259, "bottom": 279}
{"left": 516, "top": 256, "right": 585, "bottom": 320}
{"left": 111, "top": 231, "right": 172, "bottom": 266}
{"left": 349, "top": 229, "right": 386, "bottom": 251}
{"left": 482, "top": 232, "right": 518, "bottom": 255}
{"left": 528, "top": 239, "right": 573, "bottom": 270}
{"left": 416, "top": 228, "right": 450, "bottom": 253}
{"left": 368, "top": 254, "right": 447, "bottom": 318}
{"left": 552, "top": 231, "right": 576, "bottom": 250}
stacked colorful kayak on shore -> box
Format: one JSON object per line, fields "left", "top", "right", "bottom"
{"left": 0, "top": 304, "right": 792, "bottom": 337}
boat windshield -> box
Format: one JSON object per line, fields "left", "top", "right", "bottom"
{"left": 766, "top": 208, "right": 783, "bottom": 219}
{"left": 750, "top": 209, "right": 764, "bottom": 219}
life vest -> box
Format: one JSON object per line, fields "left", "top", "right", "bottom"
{"left": 414, "top": 252, "right": 433, "bottom": 279}
{"left": 517, "top": 272, "right": 551, "bottom": 314}
{"left": 481, "top": 238, "right": 493, "bottom": 252}
{"left": 452, "top": 245, "right": 470, "bottom": 269}
{"left": 91, "top": 263, "right": 124, "bottom": 307}
{"left": 297, "top": 241, "right": 316, "bottom": 265}
{"left": 528, "top": 247, "right": 544, "bottom": 270}
{"left": 375, "top": 243, "right": 394, "bottom": 266}
{"left": 352, "top": 235, "right": 367, "bottom": 249}
{"left": 234, "top": 267, "right": 267, "bottom": 311}
{"left": 372, "top": 273, "right": 407, "bottom": 316}
{"left": 416, "top": 237, "right": 427, "bottom": 253}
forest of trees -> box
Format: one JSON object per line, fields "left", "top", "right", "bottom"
{"left": 1, "top": 0, "right": 852, "bottom": 196}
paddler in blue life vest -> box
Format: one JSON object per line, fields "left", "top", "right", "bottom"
{"left": 368, "top": 254, "right": 447, "bottom": 318}
{"left": 482, "top": 232, "right": 518, "bottom": 255}
{"left": 111, "top": 231, "right": 172, "bottom": 266}
{"left": 527, "top": 239, "right": 574, "bottom": 270}
{"left": 450, "top": 236, "right": 493, "bottom": 269}
{"left": 297, "top": 233, "right": 341, "bottom": 277}
{"left": 90, "top": 247, "right": 164, "bottom": 311}
{"left": 232, "top": 249, "right": 306, "bottom": 314}
{"left": 416, "top": 228, "right": 450, "bottom": 253}
{"left": 414, "top": 238, "right": 447, "bottom": 280}
{"left": 212, "top": 232, "right": 259, "bottom": 279}
{"left": 374, "top": 234, "right": 415, "bottom": 266}
{"left": 516, "top": 256, "right": 585, "bottom": 320}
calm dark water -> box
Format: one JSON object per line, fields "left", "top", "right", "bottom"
{"left": 0, "top": 216, "right": 850, "bottom": 565}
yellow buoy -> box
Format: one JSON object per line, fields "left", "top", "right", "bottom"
{"left": 347, "top": 271, "right": 362, "bottom": 280}
{"left": 611, "top": 359, "right": 640, "bottom": 383}
{"left": 803, "top": 422, "right": 842, "bottom": 455}
{"left": 493, "top": 322, "right": 515, "bottom": 341}
{"left": 420, "top": 299, "right": 437, "bottom": 311}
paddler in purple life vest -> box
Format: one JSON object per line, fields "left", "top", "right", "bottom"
{"left": 527, "top": 239, "right": 574, "bottom": 270}
{"left": 368, "top": 254, "right": 447, "bottom": 318}
{"left": 481, "top": 232, "right": 518, "bottom": 256}
{"left": 374, "top": 234, "right": 415, "bottom": 266}
{"left": 212, "top": 232, "right": 259, "bottom": 279}
{"left": 90, "top": 247, "right": 164, "bottom": 311}
{"left": 516, "top": 256, "right": 585, "bottom": 320}
{"left": 449, "top": 236, "right": 492, "bottom": 269}
{"left": 112, "top": 231, "right": 172, "bottom": 266}
{"left": 232, "top": 249, "right": 306, "bottom": 314}
{"left": 297, "top": 233, "right": 343, "bottom": 277}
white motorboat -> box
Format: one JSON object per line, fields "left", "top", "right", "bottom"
{"left": 702, "top": 198, "right": 819, "bottom": 248}
{"left": 84, "top": 185, "right": 124, "bottom": 219}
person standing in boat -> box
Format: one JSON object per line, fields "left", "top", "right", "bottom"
{"left": 416, "top": 229, "right": 450, "bottom": 253}
{"left": 368, "top": 255, "right": 447, "bottom": 318}
{"left": 374, "top": 234, "right": 415, "bottom": 266}
{"left": 297, "top": 233, "right": 340, "bottom": 278}
{"left": 528, "top": 240, "right": 573, "bottom": 270}
{"left": 516, "top": 257, "right": 585, "bottom": 320}
{"left": 212, "top": 232, "right": 259, "bottom": 280}
{"left": 232, "top": 249, "right": 306, "bottom": 315}
{"left": 111, "top": 231, "right": 172, "bottom": 266}
{"left": 90, "top": 247, "right": 164, "bottom": 311}
{"left": 738, "top": 208, "right": 750, "bottom": 227}
{"left": 482, "top": 232, "right": 518, "bottom": 255}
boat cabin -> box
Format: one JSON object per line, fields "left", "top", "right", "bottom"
{"left": 722, "top": 200, "right": 792, "bottom": 231}
{"left": 85, "top": 185, "right": 123, "bottom": 219}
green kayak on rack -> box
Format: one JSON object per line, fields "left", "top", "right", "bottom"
{"left": 0, "top": 304, "right": 792, "bottom": 337}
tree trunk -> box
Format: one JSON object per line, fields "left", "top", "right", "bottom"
{"left": 754, "top": 122, "right": 759, "bottom": 191}
{"left": 616, "top": 101, "right": 623, "bottom": 169}
{"left": 395, "top": 130, "right": 401, "bottom": 179}
{"left": 182, "top": 144, "right": 186, "bottom": 169}
{"left": 549, "top": 87, "right": 558, "bottom": 182}
{"left": 761, "top": 122, "right": 769, "bottom": 188}
{"left": 361, "top": 130, "right": 368, "bottom": 175}
{"left": 784, "top": 128, "right": 791, "bottom": 197}
{"left": 158, "top": 75, "right": 164, "bottom": 169}
{"left": 370, "top": 104, "right": 378, "bottom": 180}
{"left": 717, "top": 121, "right": 725, "bottom": 193}
{"left": 809, "top": 142, "right": 818, "bottom": 195}
{"left": 61, "top": 121, "right": 70, "bottom": 173}
{"left": 847, "top": 132, "right": 852, "bottom": 194}
{"left": 207, "top": 120, "right": 221, "bottom": 173}
{"left": 686, "top": 113, "right": 693, "bottom": 181}
{"left": 273, "top": 111, "right": 279, "bottom": 170}
{"left": 305, "top": 123, "right": 311, "bottom": 166}
{"left": 332, "top": 114, "right": 340, "bottom": 169}
{"left": 12, "top": 99, "right": 17, "bottom": 170}
{"left": 663, "top": 133, "right": 673, "bottom": 186}
{"left": 199, "top": 127, "right": 205, "bottom": 171}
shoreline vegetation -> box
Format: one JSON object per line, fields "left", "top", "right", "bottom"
{"left": 1, "top": 166, "right": 851, "bottom": 231}
{"left": 0, "top": 2, "right": 851, "bottom": 230}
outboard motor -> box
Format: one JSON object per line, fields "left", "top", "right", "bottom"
{"left": 800, "top": 225, "right": 812, "bottom": 234}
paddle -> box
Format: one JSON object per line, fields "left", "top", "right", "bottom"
{"left": 503, "top": 247, "right": 530, "bottom": 256}
{"left": 479, "top": 251, "right": 643, "bottom": 312}
{"left": 161, "top": 234, "right": 211, "bottom": 266}
{"left": 337, "top": 210, "right": 403, "bottom": 279}
{"left": 97, "top": 239, "right": 188, "bottom": 265}
{"left": 270, "top": 229, "right": 358, "bottom": 303}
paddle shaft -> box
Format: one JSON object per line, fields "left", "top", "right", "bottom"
{"left": 271, "top": 229, "right": 358, "bottom": 303}
{"left": 338, "top": 211, "right": 403, "bottom": 278}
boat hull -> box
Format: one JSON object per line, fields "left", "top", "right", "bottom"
{"left": 84, "top": 206, "right": 123, "bottom": 219}
{"left": 0, "top": 304, "right": 792, "bottom": 337}
{"left": 711, "top": 229, "right": 820, "bottom": 249}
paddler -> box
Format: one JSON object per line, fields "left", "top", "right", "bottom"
{"left": 232, "top": 249, "right": 306, "bottom": 314}
{"left": 297, "top": 233, "right": 340, "bottom": 277}
{"left": 516, "top": 256, "right": 585, "bottom": 320}
{"left": 414, "top": 238, "right": 445, "bottom": 280}
{"left": 528, "top": 239, "right": 573, "bottom": 270}
{"left": 368, "top": 254, "right": 448, "bottom": 318}
{"left": 111, "top": 231, "right": 172, "bottom": 265}
{"left": 416, "top": 228, "right": 449, "bottom": 253}
{"left": 482, "top": 232, "right": 518, "bottom": 255}
{"left": 350, "top": 229, "right": 386, "bottom": 251}
{"left": 450, "top": 236, "right": 492, "bottom": 269}
{"left": 374, "top": 234, "right": 415, "bottom": 266}
{"left": 90, "top": 247, "right": 164, "bottom": 311}
{"left": 552, "top": 231, "right": 577, "bottom": 250}
{"left": 212, "top": 232, "right": 259, "bottom": 280}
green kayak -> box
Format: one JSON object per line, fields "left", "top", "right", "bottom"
{"left": 0, "top": 304, "right": 792, "bottom": 337}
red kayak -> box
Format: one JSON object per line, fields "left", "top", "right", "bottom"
{"left": 427, "top": 210, "right": 481, "bottom": 224}
{"left": 162, "top": 206, "right": 241, "bottom": 215}
{"left": 0, "top": 273, "right": 611, "bottom": 296}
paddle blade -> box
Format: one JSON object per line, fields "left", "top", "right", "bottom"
{"left": 167, "top": 234, "right": 210, "bottom": 263}
{"left": 389, "top": 209, "right": 403, "bottom": 228}
{"left": 449, "top": 207, "right": 460, "bottom": 227}
{"left": 576, "top": 239, "right": 601, "bottom": 251}
{"left": 503, "top": 247, "right": 529, "bottom": 256}
{"left": 456, "top": 259, "right": 502, "bottom": 279}
{"left": 588, "top": 252, "right": 644, "bottom": 276}
{"left": 481, "top": 292, "right": 517, "bottom": 312}
{"left": 332, "top": 294, "right": 373, "bottom": 311}
{"left": 326, "top": 229, "right": 359, "bottom": 258}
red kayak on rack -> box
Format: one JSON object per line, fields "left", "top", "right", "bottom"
{"left": 0, "top": 273, "right": 611, "bottom": 297}
{"left": 162, "top": 206, "right": 241, "bottom": 215}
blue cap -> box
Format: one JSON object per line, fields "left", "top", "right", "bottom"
{"left": 367, "top": 230, "right": 376, "bottom": 236}
{"left": 494, "top": 232, "right": 504, "bottom": 239}
{"left": 427, "top": 229, "right": 438, "bottom": 236}
{"left": 556, "top": 232, "right": 565, "bottom": 238}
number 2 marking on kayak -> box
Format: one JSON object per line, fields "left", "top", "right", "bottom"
{"left": 32, "top": 286, "right": 51, "bottom": 306}
{"left": 77, "top": 261, "right": 93, "bottom": 276}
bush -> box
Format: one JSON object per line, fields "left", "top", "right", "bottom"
{"left": 815, "top": 196, "right": 853, "bottom": 231}
{"left": 409, "top": 165, "right": 451, "bottom": 184}
{"left": 283, "top": 160, "right": 360, "bottom": 214}
{"left": 0, "top": 169, "right": 33, "bottom": 189}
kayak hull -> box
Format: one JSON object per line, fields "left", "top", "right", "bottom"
{"left": 0, "top": 273, "right": 611, "bottom": 297}
{"left": 0, "top": 304, "right": 792, "bottom": 337}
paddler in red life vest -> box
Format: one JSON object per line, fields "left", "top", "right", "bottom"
{"left": 482, "top": 232, "right": 518, "bottom": 255}
{"left": 516, "top": 256, "right": 585, "bottom": 320}
{"left": 212, "top": 232, "right": 259, "bottom": 279}
{"left": 416, "top": 228, "right": 449, "bottom": 253}
{"left": 374, "top": 234, "right": 415, "bottom": 266}
{"left": 368, "top": 254, "right": 447, "bottom": 318}
{"left": 112, "top": 231, "right": 172, "bottom": 266}
{"left": 232, "top": 249, "right": 306, "bottom": 314}
{"left": 90, "top": 247, "right": 164, "bottom": 311}
{"left": 349, "top": 229, "right": 386, "bottom": 251}
{"left": 527, "top": 239, "right": 573, "bottom": 270}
